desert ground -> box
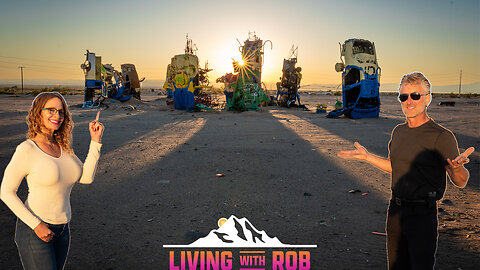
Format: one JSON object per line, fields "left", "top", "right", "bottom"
{"left": 0, "top": 91, "right": 478, "bottom": 269}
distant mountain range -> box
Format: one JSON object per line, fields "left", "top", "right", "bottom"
{"left": 0, "top": 79, "right": 167, "bottom": 89}
{"left": 1, "top": 79, "right": 478, "bottom": 94}
{"left": 163, "top": 215, "right": 317, "bottom": 248}
{"left": 300, "top": 82, "right": 480, "bottom": 94}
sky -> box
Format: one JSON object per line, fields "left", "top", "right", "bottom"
{"left": 0, "top": 0, "right": 479, "bottom": 90}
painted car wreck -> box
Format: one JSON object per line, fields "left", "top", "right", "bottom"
{"left": 329, "top": 39, "right": 381, "bottom": 119}
{"left": 163, "top": 35, "right": 213, "bottom": 111}
{"left": 217, "top": 32, "right": 272, "bottom": 111}
{"left": 80, "top": 50, "right": 144, "bottom": 107}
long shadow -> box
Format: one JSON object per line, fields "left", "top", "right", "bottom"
{"left": 0, "top": 122, "right": 28, "bottom": 136}
{"left": 0, "top": 123, "right": 29, "bottom": 156}
{"left": 451, "top": 133, "right": 480, "bottom": 188}
{"left": 0, "top": 110, "right": 176, "bottom": 177}
{"left": 0, "top": 111, "right": 28, "bottom": 122}
{"left": 296, "top": 109, "right": 480, "bottom": 191}
{"left": 1, "top": 107, "right": 477, "bottom": 269}
{"left": 289, "top": 109, "right": 480, "bottom": 269}
{"left": 58, "top": 110, "right": 390, "bottom": 269}
{"left": 295, "top": 105, "right": 480, "bottom": 188}
{"left": 0, "top": 108, "right": 188, "bottom": 269}
{"left": 70, "top": 110, "right": 176, "bottom": 157}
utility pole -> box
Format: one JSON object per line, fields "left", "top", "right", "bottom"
{"left": 18, "top": 66, "right": 25, "bottom": 92}
{"left": 458, "top": 69, "right": 462, "bottom": 97}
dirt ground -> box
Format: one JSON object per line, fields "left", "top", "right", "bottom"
{"left": 0, "top": 92, "right": 478, "bottom": 269}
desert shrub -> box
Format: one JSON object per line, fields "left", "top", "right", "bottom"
{"left": 381, "top": 92, "right": 399, "bottom": 96}
{"left": 463, "top": 93, "right": 479, "bottom": 98}
{"left": 326, "top": 91, "right": 342, "bottom": 96}
{"left": 156, "top": 89, "right": 167, "bottom": 95}
{"left": 0, "top": 88, "right": 16, "bottom": 94}
{"left": 30, "top": 87, "right": 81, "bottom": 96}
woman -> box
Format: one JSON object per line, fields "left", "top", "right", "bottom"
{"left": 0, "top": 91, "right": 104, "bottom": 269}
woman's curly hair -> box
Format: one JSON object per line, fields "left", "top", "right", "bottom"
{"left": 26, "top": 92, "right": 74, "bottom": 154}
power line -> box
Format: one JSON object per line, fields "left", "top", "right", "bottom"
{"left": 17, "top": 69, "right": 82, "bottom": 77}
{"left": 0, "top": 55, "right": 78, "bottom": 66}
{"left": 0, "top": 67, "right": 81, "bottom": 77}
{"left": 0, "top": 60, "right": 79, "bottom": 71}
{"left": 0, "top": 62, "right": 81, "bottom": 77}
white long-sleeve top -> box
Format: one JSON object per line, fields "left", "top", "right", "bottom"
{"left": 0, "top": 139, "right": 102, "bottom": 230}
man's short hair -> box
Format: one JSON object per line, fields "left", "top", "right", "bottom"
{"left": 399, "top": 72, "right": 431, "bottom": 92}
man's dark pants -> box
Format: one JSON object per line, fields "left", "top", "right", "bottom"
{"left": 386, "top": 199, "right": 438, "bottom": 270}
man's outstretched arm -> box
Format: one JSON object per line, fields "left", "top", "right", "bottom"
{"left": 338, "top": 142, "right": 392, "bottom": 173}
{"left": 446, "top": 147, "right": 474, "bottom": 188}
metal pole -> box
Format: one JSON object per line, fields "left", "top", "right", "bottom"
{"left": 18, "top": 66, "right": 25, "bottom": 92}
{"left": 458, "top": 69, "right": 462, "bottom": 97}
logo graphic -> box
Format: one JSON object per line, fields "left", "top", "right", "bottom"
{"left": 163, "top": 215, "right": 317, "bottom": 248}
{"left": 165, "top": 215, "right": 316, "bottom": 270}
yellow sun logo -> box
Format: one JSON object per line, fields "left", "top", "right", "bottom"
{"left": 218, "top": 218, "right": 227, "bottom": 228}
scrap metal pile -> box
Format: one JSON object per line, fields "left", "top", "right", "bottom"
{"left": 276, "top": 45, "right": 303, "bottom": 107}
{"left": 80, "top": 50, "right": 144, "bottom": 108}
{"left": 217, "top": 32, "right": 272, "bottom": 111}
{"left": 163, "top": 35, "right": 214, "bottom": 111}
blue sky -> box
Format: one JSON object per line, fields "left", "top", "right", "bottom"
{"left": 0, "top": 0, "right": 478, "bottom": 89}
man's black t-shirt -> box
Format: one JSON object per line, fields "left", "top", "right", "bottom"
{"left": 388, "top": 119, "right": 459, "bottom": 200}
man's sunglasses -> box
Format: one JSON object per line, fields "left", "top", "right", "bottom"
{"left": 398, "top": 92, "right": 430, "bottom": 102}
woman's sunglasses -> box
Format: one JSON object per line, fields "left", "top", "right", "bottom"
{"left": 398, "top": 92, "right": 430, "bottom": 102}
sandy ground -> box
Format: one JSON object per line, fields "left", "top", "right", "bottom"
{"left": 0, "top": 92, "right": 478, "bottom": 270}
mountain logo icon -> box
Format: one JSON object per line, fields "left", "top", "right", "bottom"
{"left": 163, "top": 215, "right": 317, "bottom": 248}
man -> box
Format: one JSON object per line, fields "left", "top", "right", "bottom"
{"left": 338, "top": 72, "right": 474, "bottom": 269}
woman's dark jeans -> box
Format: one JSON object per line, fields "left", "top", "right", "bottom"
{"left": 14, "top": 218, "right": 70, "bottom": 270}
